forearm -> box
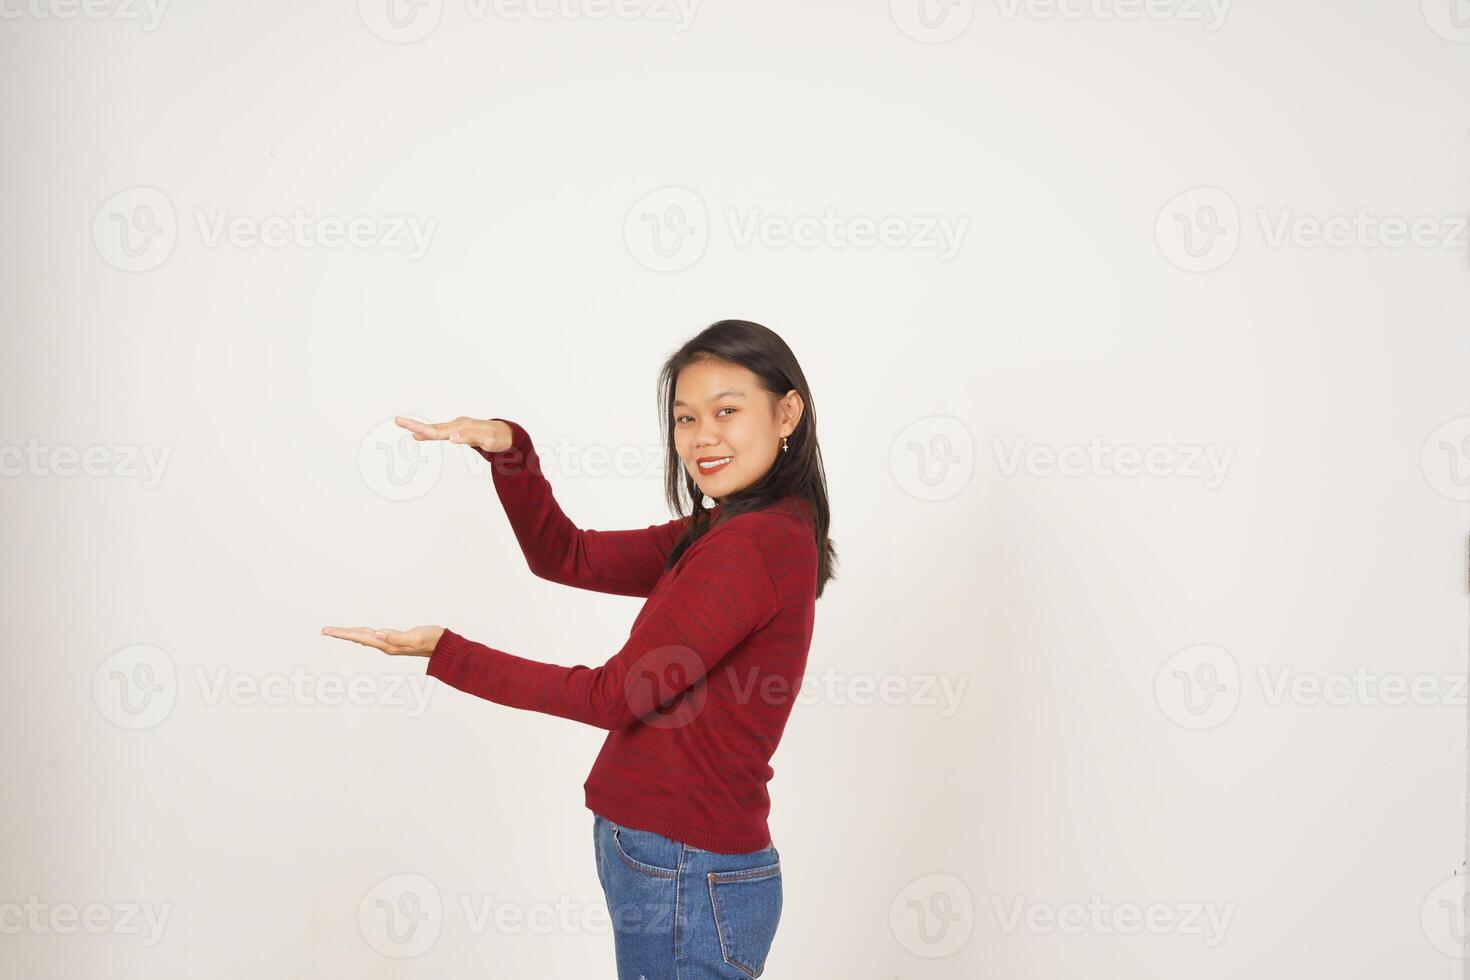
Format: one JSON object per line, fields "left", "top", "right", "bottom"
{"left": 425, "top": 529, "right": 779, "bottom": 732}
{"left": 427, "top": 628, "right": 631, "bottom": 729}
{"left": 479, "top": 419, "right": 687, "bottom": 597}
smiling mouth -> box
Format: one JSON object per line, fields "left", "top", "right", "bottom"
{"left": 697, "top": 456, "right": 733, "bottom": 472}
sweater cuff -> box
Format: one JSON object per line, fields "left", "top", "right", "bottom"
{"left": 477, "top": 418, "right": 529, "bottom": 458}
{"left": 426, "top": 627, "right": 465, "bottom": 680}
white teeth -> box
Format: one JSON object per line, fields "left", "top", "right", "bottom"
{"left": 698, "top": 457, "right": 733, "bottom": 470}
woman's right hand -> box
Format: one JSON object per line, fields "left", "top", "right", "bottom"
{"left": 394, "top": 416, "right": 513, "bottom": 454}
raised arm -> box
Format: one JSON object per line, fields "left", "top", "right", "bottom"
{"left": 395, "top": 414, "right": 705, "bottom": 597}
{"left": 424, "top": 526, "right": 779, "bottom": 730}
{"left": 479, "top": 418, "right": 698, "bottom": 597}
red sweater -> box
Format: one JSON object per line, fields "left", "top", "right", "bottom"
{"left": 426, "top": 419, "right": 818, "bottom": 854}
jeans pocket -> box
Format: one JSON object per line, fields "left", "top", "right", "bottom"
{"left": 706, "top": 861, "right": 782, "bottom": 978}
{"left": 609, "top": 822, "right": 679, "bottom": 879}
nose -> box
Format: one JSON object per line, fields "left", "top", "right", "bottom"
{"left": 692, "top": 420, "right": 722, "bottom": 451}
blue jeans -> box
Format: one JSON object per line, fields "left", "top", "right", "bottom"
{"left": 592, "top": 812, "right": 783, "bottom": 979}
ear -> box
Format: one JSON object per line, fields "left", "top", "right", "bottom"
{"left": 779, "top": 389, "right": 804, "bottom": 434}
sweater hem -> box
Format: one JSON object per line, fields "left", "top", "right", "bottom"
{"left": 584, "top": 789, "right": 772, "bottom": 855}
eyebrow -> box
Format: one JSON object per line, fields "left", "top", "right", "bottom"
{"left": 673, "top": 389, "right": 746, "bottom": 408}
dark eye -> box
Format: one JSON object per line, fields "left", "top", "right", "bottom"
{"left": 717, "top": 407, "right": 735, "bottom": 417}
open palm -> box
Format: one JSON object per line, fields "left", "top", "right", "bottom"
{"left": 320, "top": 624, "right": 445, "bottom": 658}
{"left": 394, "top": 415, "right": 511, "bottom": 453}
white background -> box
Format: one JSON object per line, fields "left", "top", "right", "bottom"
{"left": 2, "top": 0, "right": 1468, "bottom": 976}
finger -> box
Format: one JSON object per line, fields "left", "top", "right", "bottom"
{"left": 451, "top": 419, "right": 491, "bottom": 445}
{"left": 407, "top": 417, "right": 461, "bottom": 440}
{"left": 429, "top": 419, "right": 474, "bottom": 442}
{"left": 394, "top": 417, "right": 439, "bottom": 440}
{"left": 320, "top": 626, "right": 390, "bottom": 652}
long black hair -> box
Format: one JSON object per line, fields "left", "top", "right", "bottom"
{"left": 657, "top": 319, "right": 837, "bottom": 598}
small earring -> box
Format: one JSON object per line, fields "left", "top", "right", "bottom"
{"left": 781, "top": 436, "right": 789, "bottom": 453}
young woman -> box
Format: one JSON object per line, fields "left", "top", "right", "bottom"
{"left": 323, "top": 320, "right": 836, "bottom": 978}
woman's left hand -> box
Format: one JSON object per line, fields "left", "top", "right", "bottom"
{"left": 320, "top": 624, "right": 446, "bottom": 658}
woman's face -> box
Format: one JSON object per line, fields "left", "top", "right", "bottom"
{"left": 673, "top": 359, "right": 801, "bottom": 502}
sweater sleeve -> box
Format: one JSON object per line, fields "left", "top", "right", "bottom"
{"left": 479, "top": 418, "right": 692, "bottom": 598}
{"left": 425, "top": 528, "right": 780, "bottom": 730}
